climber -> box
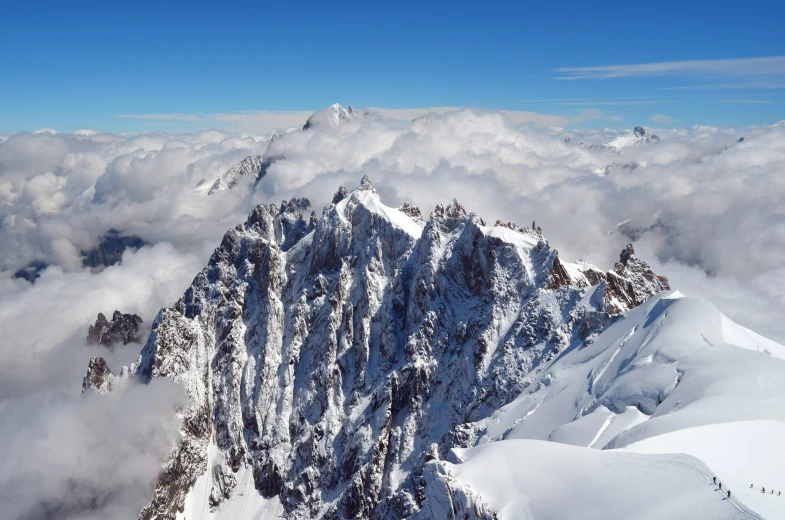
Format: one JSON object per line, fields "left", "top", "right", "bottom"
{"left": 750, "top": 484, "right": 754, "bottom": 488}
{"left": 727, "top": 490, "right": 731, "bottom": 499}
{"left": 713, "top": 476, "right": 717, "bottom": 484}
{"left": 719, "top": 482, "right": 722, "bottom": 490}
{"left": 778, "top": 491, "right": 781, "bottom": 496}
{"left": 763, "top": 487, "right": 766, "bottom": 493}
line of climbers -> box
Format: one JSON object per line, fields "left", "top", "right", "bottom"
{"left": 750, "top": 483, "right": 781, "bottom": 495}
{"left": 714, "top": 477, "right": 732, "bottom": 499}
{"left": 714, "top": 476, "right": 784, "bottom": 499}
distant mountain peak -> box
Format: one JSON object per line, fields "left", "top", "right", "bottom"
{"left": 605, "top": 126, "right": 660, "bottom": 152}
{"left": 303, "top": 103, "right": 355, "bottom": 130}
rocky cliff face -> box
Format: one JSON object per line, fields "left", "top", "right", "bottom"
{"left": 88, "top": 310, "right": 144, "bottom": 347}
{"left": 92, "top": 178, "right": 669, "bottom": 519}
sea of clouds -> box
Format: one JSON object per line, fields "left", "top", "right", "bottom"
{"left": 1, "top": 107, "right": 784, "bottom": 518}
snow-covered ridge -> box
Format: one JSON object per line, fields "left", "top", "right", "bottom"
{"left": 196, "top": 155, "right": 265, "bottom": 195}
{"left": 83, "top": 176, "right": 785, "bottom": 520}
{"left": 302, "top": 103, "right": 359, "bottom": 130}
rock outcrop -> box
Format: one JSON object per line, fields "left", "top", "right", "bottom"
{"left": 82, "top": 230, "right": 148, "bottom": 269}
{"left": 82, "top": 356, "right": 115, "bottom": 393}
{"left": 88, "top": 310, "right": 144, "bottom": 347}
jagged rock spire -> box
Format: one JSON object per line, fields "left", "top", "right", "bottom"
{"left": 87, "top": 311, "right": 143, "bottom": 347}
{"left": 604, "top": 243, "right": 670, "bottom": 314}
{"left": 445, "top": 199, "right": 467, "bottom": 219}
{"left": 398, "top": 201, "right": 424, "bottom": 225}
{"left": 82, "top": 356, "right": 114, "bottom": 393}
{"left": 332, "top": 184, "right": 348, "bottom": 204}
{"left": 360, "top": 174, "right": 373, "bottom": 190}
{"left": 619, "top": 243, "right": 635, "bottom": 265}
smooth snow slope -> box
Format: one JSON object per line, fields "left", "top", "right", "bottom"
{"left": 624, "top": 421, "right": 785, "bottom": 520}
{"left": 455, "top": 290, "right": 785, "bottom": 519}
{"left": 438, "top": 439, "right": 760, "bottom": 520}
{"left": 480, "top": 291, "right": 785, "bottom": 448}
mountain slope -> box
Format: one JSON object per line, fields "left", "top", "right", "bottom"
{"left": 85, "top": 177, "right": 785, "bottom": 520}
{"left": 419, "top": 291, "right": 785, "bottom": 519}
{"left": 196, "top": 155, "right": 265, "bottom": 195}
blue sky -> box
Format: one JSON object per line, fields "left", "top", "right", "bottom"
{"left": 1, "top": 0, "right": 784, "bottom": 133}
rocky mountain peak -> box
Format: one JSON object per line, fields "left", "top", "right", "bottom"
{"left": 82, "top": 356, "right": 114, "bottom": 393}
{"left": 359, "top": 174, "right": 373, "bottom": 190}
{"left": 603, "top": 243, "right": 670, "bottom": 314}
{"left": 398, "top": 202, "right": 424, "bottom": 225}
{"left": 430, "top": 199, "right": 468, "bottom": 220}
{"left": 303, "top": 103, "right": 355, "bottom": 130}
{"left": 95, "top": 184, "right": 672, "bottom": 520}
{"left": 87, "top": 310, "right": 143, "bottom": 347}
{"left": 619, "top": 242, "right": 635, "bottom": 265}
{"left": 444, "top": 198, "right": 467, "bottom": 219}
{"left": 332, "top": 184, "right": 348, "bottom": 204}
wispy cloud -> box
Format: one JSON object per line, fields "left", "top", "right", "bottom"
{"left": 116, "top": 113, "right": 199, "bottom": 121}
{"left": 556, "top": 56, "right": 785, "bottom": 80}
{"left": 556, "top": 100, "right": 669, "bottom": 106}
{"left": 519, "top": 96, "right": 670, "bottom": 106}
{"left": 651, "top": 114, "right": 676, "bottom": 123}
{"left": 664, "top": 82, "right": 785, "bottom": 91}
{"left": 721, "top": 99, "right": 785, "bottom": 104}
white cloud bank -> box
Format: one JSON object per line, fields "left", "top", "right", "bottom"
{"left": 1, "top": 107, "right": 785, "bottom": 517}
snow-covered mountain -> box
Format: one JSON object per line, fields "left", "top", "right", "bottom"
{"left": 303, "top": 104, "right": 358, "bottom": 130}
{"left": 196, "top": 155, "right": 266, "bottom": 195}
{"left": 195, "top": 105, "right": 365, "bottom": 196}
{"left": 606, "top": 126, "right": 660, "bottom": 151}
{"left": 84, "top": 177, "right": 785, "bottom": 520}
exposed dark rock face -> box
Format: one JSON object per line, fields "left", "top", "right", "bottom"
{"left": 398, "top": 202, "right": 424, "bottom": 225}
{"left": 82, "top": 356, "right": 114, "bottom": 393}
{"left": 88, "top": 311, "right": 144, "bottom": 347}
{"left": 603, "top": 243, "right": 670, "bottom": 315}
{"left": 98, "top": 178, "right": 668, "bottom": 520}
{"left": 82, "top": 230, "right": 147, "bottom": 269}
{"left": 13, "top": 260, "right": 49, "bottom": 282}
{"left": 332, "top": 184, "right": 348, "bottom": 205}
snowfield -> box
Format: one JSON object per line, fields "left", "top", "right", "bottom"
{"left": 624, "top": 421, "right": 785, "bottom": 520}
{"left": 436, "top": 440, "right": 760, "bottom": 520}
{"left": 431, "top": 291, "right": 785, "bottom": 519}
